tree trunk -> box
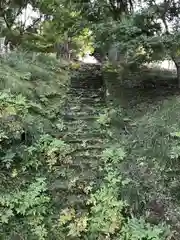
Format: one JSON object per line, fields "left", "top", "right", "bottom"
{"left": 176, "top": 64, "right": 180, "bottom": 88}
{"left": 172, "top": 56, "right": 180, "bottom": 88}
{"left": 174, "top": 61, "right": 180, "bottom": 88}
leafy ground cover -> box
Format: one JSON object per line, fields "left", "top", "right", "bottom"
{"left": 105, "top": 66, "right": 180, "bottom": 239}
{"left": 0, "top": 52, "right": 70, "bottom": 239}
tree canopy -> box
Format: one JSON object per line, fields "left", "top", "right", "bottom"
{"left": 1, "top": 0, "right": 180, "bottom": 80}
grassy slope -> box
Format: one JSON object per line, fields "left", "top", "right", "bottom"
{"left": 0, "top": 51, "right": 69, "bottom": 101}
{"left": 0, "top": 52, "right": 70, "bottom": 239}
{"left": 106, "top": 67, "right": 180, "bottom": 233}
{"left": 0, "top": 51, "right": 70, "bottom": 130}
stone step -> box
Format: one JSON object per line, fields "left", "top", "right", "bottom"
{"left": 65, "top": 122, "right": 98, "bottom": 129}
{"left": 70, "top": 158, "right": 100, "bottom": 170}
{"left": 50, "top": 169, "right": 102, "bottom": 192}
{"left": 62, "top": 106, "right": 102, "bottom": 112}
{"left": 52, "top": 156, "right": 100, "bottom": 172}
{"left": 79, "top": 96, "right": 103, "bottom": 101}
{"left": 63, "top": 115, "right": 99, "bottom": 121}
{"left": 79, "top": 100, "right": 104, "bottom": 105}
{"left": 62, "top": 137, "right": 104, "bottom": 145}
{"left": 67, "top": 95, "right": 103, "bottom": 102}
{"left": 66, "top": 108, "right": 100, "bottom": 115}
{"left": 66, "top": 99, "right": 104, "bottom": 106}
{"left": 66, "top": 194, "right": 89, "bottom": 207}
{"left": 69, "top": 88, "right": 103, "bottom": 94}
{"left": 69, "top": 144, "right": 104, "bottom": 153}
{"left": 72, "top": 154, "right": 100, "bottom": 160}
{"left": 64, "top": 123, "right": 94, "bottom": 130}
{"left": 66, "top": 104, "right": 103, "bottom": 110}
{"left": 64, "top": 111, "right": 99, "bottom": 117}
{"left": 66, "top": 95, "right": 104, "bottom": 102}
{"left": 67, "top": 92, "right": 103, "bottom": 98}
{"left": 69, "top": 145, "right": 103, "bottom": 155}
{"left": 60, "top": 132, "right": 106, "bottom": 140}
{"left": 60, "top": 131, "right": 105, "bottom": 140}
{"left": 71, "top": 149, "right": 102, "bottom": 158}
{"left": 63, "top": 117, "right": 96, "bottom": 124}
{"left": 51, "top": 191, "right": 89, "bottom": 208}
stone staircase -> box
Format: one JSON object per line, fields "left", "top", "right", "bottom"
{"left": 51, "top": 85, "right": 107, "bottom": 212}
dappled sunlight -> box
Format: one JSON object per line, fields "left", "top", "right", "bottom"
{"left": 79, "top": 54, "right": 99, "bottom": 64}
{"left": 147, "top": 60, "right": 176, "bottom": 71}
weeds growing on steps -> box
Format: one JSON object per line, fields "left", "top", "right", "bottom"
{"left": 0, "top": 52, "right": 172, "bottom": 239}
{"left": 58, "top": 107, "right": 171, "bottom": 239}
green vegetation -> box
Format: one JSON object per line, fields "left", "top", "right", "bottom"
{"left": 1, "top": 0, "right": 180, "bottom": 239}
{"left": 0, "top": 52, "right": 70, "bottom": 239}
{"left": 0, "top": 52, "right": 173, "bottom": 239}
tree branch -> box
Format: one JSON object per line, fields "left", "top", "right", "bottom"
{"left": 2, "top": 13, "right": 12, "bottom": 29}
{"left": 24, "top": 16, "right": 42, "bottom": 32}
{"left": 109, "top": 0, "right": 119, "bottom": 20}
{"left": 151, "top": 0, "right": 170, "bottom": 34}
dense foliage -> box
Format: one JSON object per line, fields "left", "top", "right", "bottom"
{"left": 0, "top": 52, "right": 172, "bottom": 238}
{"left": 0, "top": 52, "right": 70, "bottom": 239}
{"left": 1, "top": 0, "right": 180, "bottom": 74}
{"left": 1, "top": 0, "right": 180, "bottom": 239}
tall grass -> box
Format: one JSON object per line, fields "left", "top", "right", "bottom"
{"left": 107, "top": 67, "right": 180, "bottom": 234}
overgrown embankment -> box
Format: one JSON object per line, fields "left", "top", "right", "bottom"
{"left": 0, "top": 52, "right": 70, "bottom": 239}
{"left": 104, "top": 64, "right": 180, "bottom": 239}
